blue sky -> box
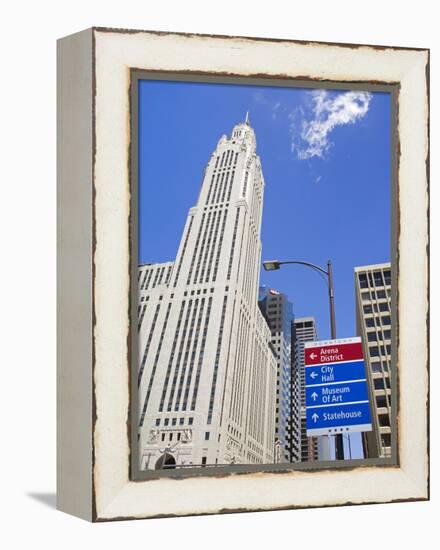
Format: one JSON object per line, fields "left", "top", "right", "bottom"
{"left": 138, "top": 79, "right": 391, "bottom": 461}
{"left": 139, "top": 79, "right": 391, "bottom": 342}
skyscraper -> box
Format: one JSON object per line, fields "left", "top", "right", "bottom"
{"left": 354, "top": 263, "right": 392, "bottom": 458}
{"left": 138, "top": 115, "right": 277, "bottom": 469}
{"left": 258, "top": 286, "right": 300, "bottom": 462}
{"left": 292, "top": 317, "right": 319, "bottom": 462}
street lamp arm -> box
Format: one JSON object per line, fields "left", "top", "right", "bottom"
{"left": 278, "top": 260, "right": 329, "bottom": 277}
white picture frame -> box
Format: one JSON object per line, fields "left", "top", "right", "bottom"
{"left": 57, "top": 27, "right": 429, "bottom": 521}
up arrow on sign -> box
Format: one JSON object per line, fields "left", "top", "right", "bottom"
{"left": 312, "top": 413, "right": 319, "bottom": 423}
{"left": 311, "top": 392, "right": 318, "bottom": 401}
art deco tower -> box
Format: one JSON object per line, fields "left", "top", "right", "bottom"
{"left": 138, "top": 115, "right": 277, "bottom": 469}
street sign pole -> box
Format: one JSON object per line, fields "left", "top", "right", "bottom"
{"left": 327, "top": 260, "right": 344, "bottom": 460}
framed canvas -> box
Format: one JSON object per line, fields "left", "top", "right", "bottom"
{"left": 57, "top": 27, "right": 429, "bottom": 522}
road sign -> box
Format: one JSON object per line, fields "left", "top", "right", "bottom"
{"left": 305, "top": 360, "right": 367, "bottom": 385}
{"left": 305, "top": 337, "right": 373, "bottom": 436}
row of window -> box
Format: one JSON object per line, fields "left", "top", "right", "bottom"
{"left": 365, "top": 315, "right": 391, "bottom": 327}
{"left": 192, "top": 211, "right": 217, "bottom": 282}
{"left": 138, "top": 302, "right": 161, "bottom": 387}
{"left": 227, "top": 208, "right": 241, "bottom": 280}
{"left": 358, "top": 270, "right": 391, "bottom": 289}
{"left": 214, "top": 149, "right": 238, "bottom": 171}
{"left": 373, "top": 376, "right": 392, "bottom": 390}
{"left": 139, "top": 301, "right": 173, "bottom": 427}
{"left": 207, "top": 295, "right": 228, "bottom": 423}
{"left": 186, "top": 213, "right": 206, "bottom": 284}
{"left": 155, "top": 416, "right": 193, "bottom": 426}
{"left": 173, "top": 217, "right": 193, "bottom": 287}
{"left": 361, "top": 289, "right": 390, "bottom": 300}
{"left": 367, "top": 329, "right": 391, "bottom": 341}
{"left": 140, "top": 264, "right": 173, "bottom": 291}
{"left": 165, "top": 299, "right": 202, "bottom": 410}
{"left": 369, "top": 344, "right": 392, "bottom": 357}
{"left": 363, "top": 302, "right": 389, "bottom": 314}
{"left": 185, "top": 207, "right": 229, "bottom": 286}
{"left": 158, "top": 297, "right": 213, "bottom": 414}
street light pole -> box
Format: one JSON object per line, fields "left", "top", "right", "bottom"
{"left": 326, "top": 260, "right": 344, "bottom": 461}
{"left": 263, "top": 258, "right": 345, "bottom": 461}
{"left": 327, "top": 260, "right": 336, "bottom": 340}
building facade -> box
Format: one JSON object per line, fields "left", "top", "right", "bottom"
{"left": 258, "top": 287, "right": 300, "bottom": 462}
{"left": 137, "top": 116, "right": 277, "bottom": 469}
{"left": 355, "top": 263, "right": 392, "bottom": 458}
{"left": 292, "top": 317, "right": 319, "bottom": 462}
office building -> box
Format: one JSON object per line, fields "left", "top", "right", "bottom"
{"left": 355, "top": 263, "right": 392, "bottom": 458}
{"left": 258, "top": 287, "right": 300, "bottom": 462}
{"left": 137, "top": 115, "right": 277, "bottom": 469}
{"left": 293, "top": 317, "right": 319, "bottom": 462}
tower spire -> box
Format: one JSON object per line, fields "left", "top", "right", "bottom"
{"left": 245, "top": 111, "right": 250, "bottom": 125}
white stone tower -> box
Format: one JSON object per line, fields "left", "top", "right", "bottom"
{"left": 138, "top": 115, "right": 277, "bottom": 469}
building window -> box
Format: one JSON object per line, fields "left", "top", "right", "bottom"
{"left": 155, "top": 418, "right": 160, "bottom": 426}
{"left": 376, "top": 395, "right": 388, "bottom": 408}
{"left": 373, "top": 272, "right": 383, "bottom": 286}
{"left": 201, "top": 457, "right": 207, "bottom": 466}
{"left": 378, "top": 414, "right": 390, "bottom": 427}
{"left": 371, "top": 361, "right": 382, "bottom": 373}
{"left": 205, "top": 432, "right": 210, "bottom": 440}
{"left": 358, "top": 274, "right": 368, "bottom": 288}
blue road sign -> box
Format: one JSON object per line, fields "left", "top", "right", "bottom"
{"left": 305, "top": 360, "right": 367, "bottom": 386}
{"left": 306, "top": 402, "right": 372, "bottom": 434}
{"left": 305, "top": 338, "right": 373, "bottom": 436}
{"left": 305, "top": 379, "right": 369, "bottom": 407}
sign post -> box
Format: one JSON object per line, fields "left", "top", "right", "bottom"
{"left": 305, "top": 337, "right": 372, "bottom": 440}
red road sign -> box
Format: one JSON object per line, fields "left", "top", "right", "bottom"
{"left": 304, "top": 338, "right": 363, "bottom": 366}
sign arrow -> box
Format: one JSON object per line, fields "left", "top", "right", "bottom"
{"left": 310, "top": 371, "right": 318, "bottom": 380}
{"left": 310, "top": 352, "right": 317, "bottom": 360}
{"left": 312, "top": 413, "right": 319, "bottom": 423}
{"left": 311, "top": 392, "right": 318, "bottom": 401}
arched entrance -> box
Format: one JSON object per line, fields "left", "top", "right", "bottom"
{"left": 155, "top": 452, "right": 176, "bottom": 470}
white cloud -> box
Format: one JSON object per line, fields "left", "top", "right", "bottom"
{"left": 291, "top": 90, "right": 372, "bottom": 160}
{"left": 272, "top": 101, "right": 281, "bottom": 119}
